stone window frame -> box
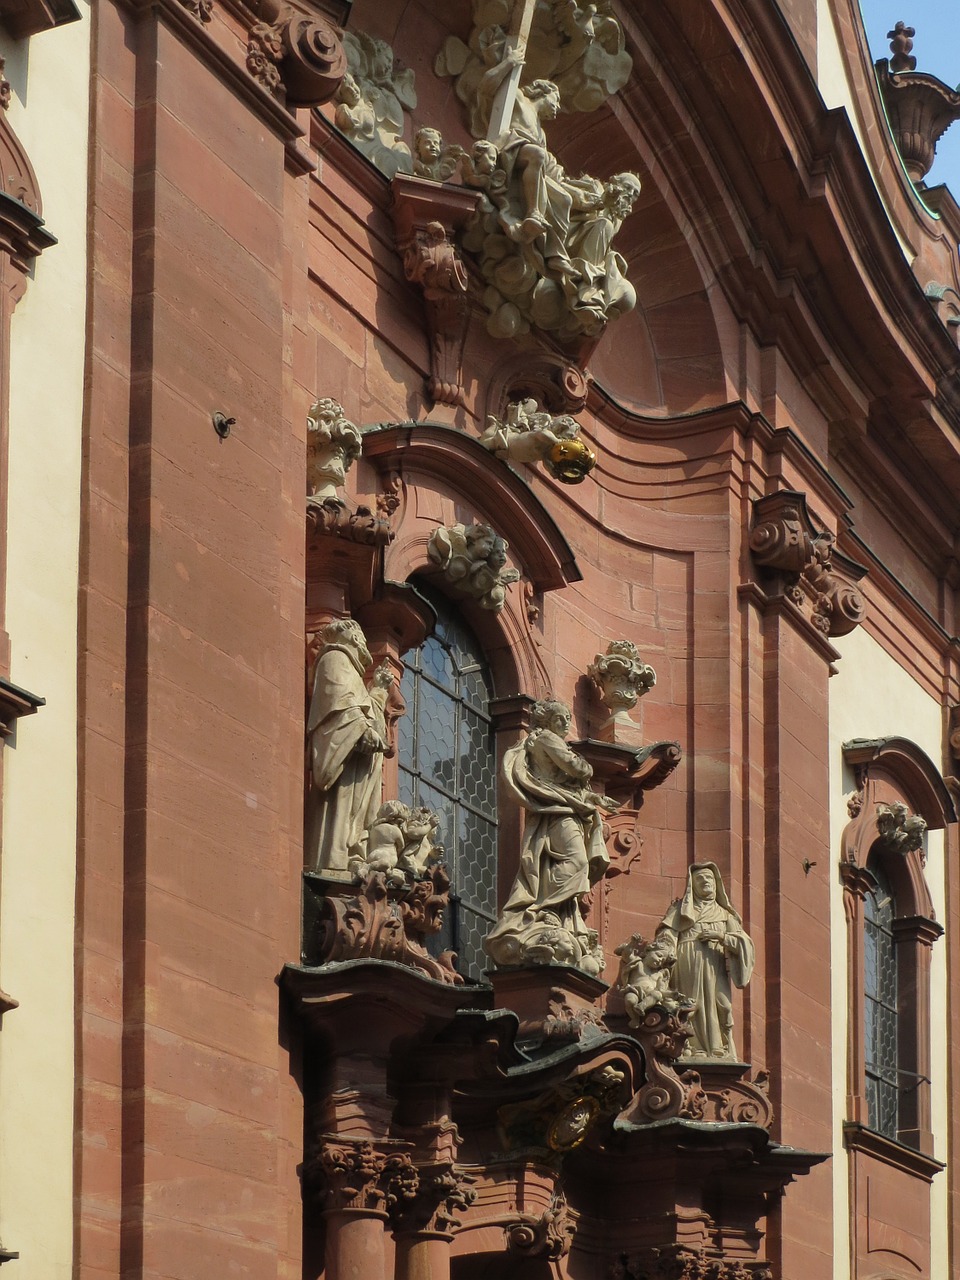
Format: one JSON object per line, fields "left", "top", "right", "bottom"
{"left": 840, "top": 737, "right": 953, "bottom": 1161}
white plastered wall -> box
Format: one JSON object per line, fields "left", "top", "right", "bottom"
{"left": 0, "top": 7, "right": 90, "bottom": 1276}
{"left": 828, "top": 625, "right": 949, "bottom": 1280}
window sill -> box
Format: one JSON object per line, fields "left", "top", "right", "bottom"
{"left": 843, "top": 1122, "right": 945, "bottom": 1181}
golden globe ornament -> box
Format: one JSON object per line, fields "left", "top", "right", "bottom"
{"left": 546, "top": 437, "right": 596, "bottom": 484}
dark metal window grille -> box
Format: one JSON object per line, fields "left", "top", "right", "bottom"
{"left": 398, "top": 598, "right": 497, "bottom": 980}
{"left": 864, "top": 858, "right": 899, "bottom": 1139}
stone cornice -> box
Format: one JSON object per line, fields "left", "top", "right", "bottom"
{"left": 843, "top": 1121, "right": 945, "bottom": 1181}
{"left": 0, "top": 675, "right": 44, "bottom": 738}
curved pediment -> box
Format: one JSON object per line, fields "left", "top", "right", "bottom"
{"left": 361, "top": 420, "right": 582, "bottom": 594}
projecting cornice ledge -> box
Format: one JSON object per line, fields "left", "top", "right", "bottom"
{"left": 0, "top": 675, "right": 44, "bottom": 738}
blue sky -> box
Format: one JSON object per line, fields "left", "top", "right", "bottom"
{"left": 859, "top": 1, "right": 960, "bottom": 194}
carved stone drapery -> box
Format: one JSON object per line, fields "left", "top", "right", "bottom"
{"left": 391, "top": 176, "right": 480, "bottom": 407}
{"left": 748, "top": 490, "right": 866, "bottom": 637}
{"left": 333, "top": 31, "right": 417, "bottom": 177}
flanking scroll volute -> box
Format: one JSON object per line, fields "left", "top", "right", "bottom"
{"left": 748, "top": 490, "right": 866, "bottom": 638}
{"left": 246, "top": 0, "right": 349, "bottom": 106}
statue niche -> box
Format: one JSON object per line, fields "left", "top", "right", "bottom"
{"left": 484, "top": 699, "right": 619, "bottom": 975}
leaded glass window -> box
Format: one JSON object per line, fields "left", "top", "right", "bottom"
{"left": 864, "top": 856, "right": 899, "bottom": 1139}
{"left": 398, "top": 596, "right": 497, "bottom": 979}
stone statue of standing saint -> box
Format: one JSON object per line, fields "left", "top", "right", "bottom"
{"left": 484, "top": 699, "right": 618, "bottom": 974}
{"left": 656, "top": 863, "right": 755, "bottom": 1060}
{"left": 305, "top": 619, "right": 388, "bottom": 875}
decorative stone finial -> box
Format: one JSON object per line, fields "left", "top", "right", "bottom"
{"left": 876, "top": 28, "right": 960, "bottom": 183}
{"left": 479, "top": 398, "right": 596, "bottom": 483}
{"left": 427, "top": 522, "right": 520, "bottom": 611}
{"left": 887, "top": 21, "right": 917, "bottom": 73}
{"left": 484, "top": 699, "right": 619, "bottom": 975}
{"left": 656, "top": 863, "right": 755, "bottom": 1060}
{"left": 306, "top": 398, "right": 362, "bottom": 500}
{"left": 588, "top": 641, "right": 656, "bottom": 742}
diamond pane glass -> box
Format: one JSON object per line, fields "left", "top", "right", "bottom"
{"left": 398, "top": 591, "right": 497, "bottom": 981}
{"left": 864, "top": 857, "right": 899, "bottom": 1140}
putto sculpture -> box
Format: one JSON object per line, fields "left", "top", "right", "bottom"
{"left": 479, "top": 397, "right": 596, "bottom": 482}
{"left": 347, "top": 800, "right": 445, "bottom": 884}
{"left": 411, "top": 126, "right": 465, "bottom": 182}
{"left": 305, "top": 619, "right": 388, "bottom": 874}
{"left": 614, "top": 934, "right": 689, "bottom": 1026}
{"left": 306, "top": 398, "right": 362, "bottom": 500}
{"left": 333, "top": 32, "right": 417, "bottom": 177}
{"left": 484, "top": 699, "right": 619, "bottom": 974}
{"left": 656, "top": 863, "right": 755, "bottom": 1060}
{"left": 588, "top": 641, "right": 656, "bottom": 727}
{"left": 427, "top": 522, "right": 521, "bottom": 612}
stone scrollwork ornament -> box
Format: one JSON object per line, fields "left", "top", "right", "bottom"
{"left": 479, "top": 397, "right": 596, "bottom": 482}
{"left": 427, "top": 522, "right": 521, "bottom": 612}
{"left": 484, "top": 699, "right": 619, "bottom": 975}
{"left": 657, "top": 864, "right": 755, "bottom": 1061}
{"left": 334, "top": 32, "right": 417, "bottom": 177}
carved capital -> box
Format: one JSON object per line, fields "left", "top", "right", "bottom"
{"left": 314, "top": 868, "right": 464, "bottom": 985}
{"left": 749, "top": 491, "right": 866, "bottom": 638}
{"left": 392, "top": 1163, "right": 476, "bottom": 1237}
{"left": 312, "top": 1139, "right": 388, "bottom": 1215}
{"left": 612, "top": 1246, "right": 772, "bottom": 1280}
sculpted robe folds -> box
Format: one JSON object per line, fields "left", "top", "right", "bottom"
{"left": 306, "top": 640, "right": 385, "bottom": 874}
{"left": 657, "top": 862, "right": 755, "bottom": 1059}
{"left": 485, "top": 715, "right": 610, "bottom": 972}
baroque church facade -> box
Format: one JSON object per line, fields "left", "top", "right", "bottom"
{"left": 0, "top": 0, "right": 959, "bottom": 1277}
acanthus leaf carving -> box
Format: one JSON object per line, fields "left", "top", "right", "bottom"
{"left": 504, "top": 1190, "right": 575, "bottom": 1260}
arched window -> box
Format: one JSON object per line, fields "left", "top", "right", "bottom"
{"left": 863, "top": 854, "right": 898, "bottom": 1139}
{"left": 398, "top": 595, "right": 497, "bottom": 979}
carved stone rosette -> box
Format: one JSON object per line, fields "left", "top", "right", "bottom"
{"left": 749, "top": 490, "right": 866, "bottom": 637}
{"left": 316, "top": 867, "right": 464, "bottom": 985}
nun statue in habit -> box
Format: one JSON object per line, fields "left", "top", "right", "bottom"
{"left": 305, "top": 619, "right": 387, "bottom": 875}
{"left": 657, "top": 862, "right": 755, "bottom": 1060}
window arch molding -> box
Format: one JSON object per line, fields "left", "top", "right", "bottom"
{"left": 840, "top": 736, "right": 954, "bottom": 1159}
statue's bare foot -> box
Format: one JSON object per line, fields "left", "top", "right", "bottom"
{"left": 519, "top": 215, "right": 548, "bottom": 242}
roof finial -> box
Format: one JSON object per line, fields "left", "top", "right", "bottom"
{"left": 887, "top": 21, "right": 917, "bottom": 73}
